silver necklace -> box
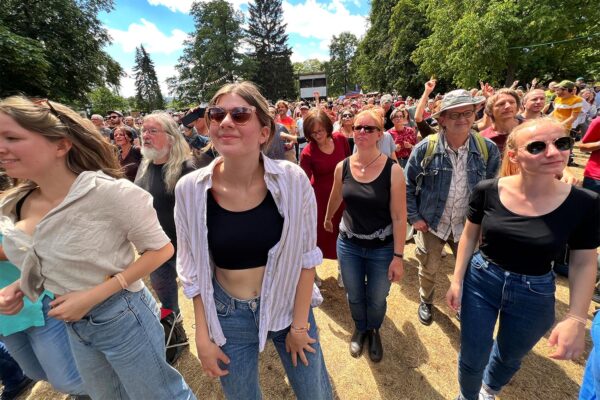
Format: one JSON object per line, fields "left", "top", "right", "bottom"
{"left": 358, "top": 152, "right": 382, "bottom": 173}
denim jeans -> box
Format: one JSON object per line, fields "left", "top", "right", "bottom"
{"left": 583, "top": 176, "right": 600, "bottom": 195}
{"left": 150, "top": 257, "right": 180, "bottom": 314}
{"left": 458, "top": 252, "right": 555, "bottom": 400}
{"left": 0, "top": 341, "right": 26, "bottom": 390}
{"left": 1, "top": 296, "right": 86, "bottom": 395}
{"left": 337, "top": 235, "right": 394, "bottom": 331}
{"left": 67, "top": 288, "right": 195, "bottom": 400}
{"left": 213, "top": 279, "right": 333, "bottom": 400}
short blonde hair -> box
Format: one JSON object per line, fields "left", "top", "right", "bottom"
{"left": 354, "top": 109, "right": 384, "bottom": 132}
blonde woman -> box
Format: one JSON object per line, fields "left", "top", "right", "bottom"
{"left": 447, "top": 118, "right": 600, "bottom": 400}
{"left": 325, "top": 109, "right": 406, "bottom": 362}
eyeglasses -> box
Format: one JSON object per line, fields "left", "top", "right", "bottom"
{"left": 207, "top": 106, "right": 256, "bottom": 125}
{"left": 352, "top": 125, "right": 379, "bottom": 134}
{"left": 109, "top": 115, "right": 120, "bottom": 119}
{"left": 341, "top": 114, "right": 354, "bottom": 119}
{"left": 392, "top": 114, "right": 407, "bottom": 120}
{"left": 520, "top": 136, "right": 574, "bottom": 155}
{"left": 447, "top": 110, "right": 475, "bottom": 120}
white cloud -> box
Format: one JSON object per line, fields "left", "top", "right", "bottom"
{"left": 147, "top": 0, "right": 248, "bottom": 13}
{"left": 108, "top": 19, "right": 188, "bottom": 55}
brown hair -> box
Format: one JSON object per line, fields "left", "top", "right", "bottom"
{"left": 303, "top": 109, "right": 333, "bottom": 142}
{"left": 0, "top": 96, "right": 122, "bottom": 193}
{"left": 114, "top": 125, "right": 136, "bottom": 144}
{"left": 499, "top": 118, "right": 567, "bottom": 177}
{"left": 485, "top": 89, "right": 521, "bottom": 121}
{"left": 208, "top": 81, "right": 275, "bottom": 149}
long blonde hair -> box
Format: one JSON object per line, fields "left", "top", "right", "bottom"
{"left": 0, "top": 96, "right": 122, "bottom": 196}
{"left": 137, "top": 113, "right": 191, "bottom": 193}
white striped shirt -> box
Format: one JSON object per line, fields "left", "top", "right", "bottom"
{"left": 175, "top": 154, "right": 323, "bottom": 351}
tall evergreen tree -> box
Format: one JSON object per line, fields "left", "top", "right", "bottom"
{"left": 328, "top": 32, "right": 359, "bottom": 96}
{"left": 168, "top": 0, "right": 244, "bottom": 103}
{"left": 246, "top": 0, "right": 295, "bottom": 101}
{"left": 133, "top": 45, "right": 164, "bottom": 112}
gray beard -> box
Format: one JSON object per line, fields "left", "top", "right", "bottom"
{"left": 141, "top": 146, "right": 169, "bottom": 161}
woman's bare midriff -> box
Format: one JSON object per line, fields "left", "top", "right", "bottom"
{"left": 215, "top": 266, "right": 266, "bottom": 300}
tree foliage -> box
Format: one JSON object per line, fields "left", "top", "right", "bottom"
{"left": 246, "top": 0, "right": 295, "bottom": 101}
{"left": 0, "top": 0, "right": 123, "bottom": 102}
{"left": 88, "top": 86, "right": 129, "bottom": 116}
{"left": 293, "top": 59, "right": 326, "bottom": 75}
{"left": 169, "top": 0, "right": 245, "bottom": 103}
{"left": 133, "top": 45, "right": 164, "bottom": 112}
{"left": 327, "top": 32, "right": 359, "bottom": 96}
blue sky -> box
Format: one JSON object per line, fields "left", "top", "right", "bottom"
{"left": 99, "top": 0, "right": 371, "bottom": 97}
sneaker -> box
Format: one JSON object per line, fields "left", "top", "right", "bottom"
{"left": 418, "top": 302, "right": 433, "bottom": 325}
{"left": 479, "top": 386, "right": 496, "bottom": 400}
{"left": 337, "top": 271, "right": 344, "bottom": 288}
{"left": 1, "top": 377, "right": 33, "bottom": 400}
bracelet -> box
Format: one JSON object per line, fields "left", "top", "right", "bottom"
{"left": 565, "top": 313, "right": 587, "bottom": 325}
{"left": 393, "top": 253, "right": 403, "bottom": 259}
{"left": 114, "top": 273, "right": 128, "bottom": 290}
{"left": 290, "top": 323, "right": 310, "bottom": 334}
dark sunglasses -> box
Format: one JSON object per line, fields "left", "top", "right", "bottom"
{"left": 207, "top": 106, "right": 256, "bottom": 125}
{"left": 109, "top": 115, "right": 120, "bottom": 119}
{"left": 352, "top": 125, "right": 379, "bottom": 133}
{"left": 521, "top": 136, "right": 574, "bottom": 155}
{"left": 341, "top": 113, "right": 354, "bottom": 119}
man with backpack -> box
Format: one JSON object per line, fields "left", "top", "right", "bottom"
{"left": 405, "top": 89, "right": 501, "bottom": 326}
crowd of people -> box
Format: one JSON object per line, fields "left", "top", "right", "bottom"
{"left": 0, "top": 76, "right": 598, "bottom": 400}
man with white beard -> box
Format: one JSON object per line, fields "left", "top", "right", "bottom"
{"left": 134, "top": 113, "right": 197, "bottom": 363}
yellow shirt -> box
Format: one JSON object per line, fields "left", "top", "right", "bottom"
{"left": 552, "top": 95, "right": 583, "bottom": 128}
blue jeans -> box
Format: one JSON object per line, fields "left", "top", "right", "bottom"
{"left": 150, "top": 257, "right": 180, "bottom": 314}
{"left": 0, "top": 341, "right": 26, "bottom": 390}
{"left": 1, "top": 296, "right": 86, "bottom": 395}
{"left": 67, "top": 288, "right": 195, "bottom": 400}
{"left": 458, "top": 253, "right": 555, "bottom": 400}
{"left": 580, "top": 312, "right": 600, "bottom": 399}
{"left": 213, "top": 279, "right": 332, "bottom": 400}
{"left": 583, "top": 176, "right": 600, "bottom": 195}
{"left": 336, "top": 235, "right": 394, "bottom": 331}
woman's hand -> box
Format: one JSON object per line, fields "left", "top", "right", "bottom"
{"left": 548, "top": 318, "right": 586, "bottom": 360}
{"left": 286, "top": 330, "right": 316, "bottom": 367}
{"left": 388, "top": 257, "right": 404, "bottom": 282}
{"left": 0, "top": 281, "right": 24, "bottom": 315}
{"left": 196, "top": 338, "right": 230, "bottom": 378}
{"left": 446, "top": 281, "right": 462, "bottom": 312}
{"left": 413, "top": 220, "right": 429, "bottom": 232}
{"left": 48, "top": 290, "right": 96, "bottom": 322}
{"left": 324, "top": 219, "right": 333, "bottom": 233}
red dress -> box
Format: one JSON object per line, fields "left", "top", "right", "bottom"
{"left": 300, "top": 133, "right": 350, "bottom": 259}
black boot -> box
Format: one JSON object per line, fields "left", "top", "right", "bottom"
{"left": 349, "top": 329, "right": 368, "bottom": 358}
{"left": 418, "top": 302, "right": 433, "bottom": 325}
{"left": 368, "top": 329, "right": 383, "bottom": 362}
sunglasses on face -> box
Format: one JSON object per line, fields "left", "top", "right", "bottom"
{"left": 352, "top": 125, "right": 379, "bottom": 134}
{"left": 341, "top": 114, "right": 354, "bottom": 119}
{"left": 109, "top": 115, "right": 120, "bottom": 119}
{"left": 520, "top": 136, "right": 574, "bottom": 155}
{"left": 447, "top": 110, "right": 475, "bottom": 120}
{"left": 207, "top": 106, "right": 256, "bottom": 125}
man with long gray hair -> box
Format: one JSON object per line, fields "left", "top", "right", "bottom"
{"left": 134, "top": 112, "right": 197, "bottom": 363}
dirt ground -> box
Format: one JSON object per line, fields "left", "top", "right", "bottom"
{"left": 15, "top": 150, "right": 595, "bottom": 400}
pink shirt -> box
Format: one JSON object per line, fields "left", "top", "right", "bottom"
{"left": 582, "top": 118, "right": 600, "bottom": 180}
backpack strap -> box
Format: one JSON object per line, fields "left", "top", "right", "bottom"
{"left": 415, "top": 133, "right": 439, "bottom": 194}
{"left": 471, "top": 131, "right": 488, "bottom": 165}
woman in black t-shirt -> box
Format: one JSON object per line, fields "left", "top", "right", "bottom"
{"left": 446, "top": 118, "right": 600, "bottom": 400}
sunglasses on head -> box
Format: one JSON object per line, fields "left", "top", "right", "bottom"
{"left": 207, "top": 106, "right": 256, "bottom": 125}
{"left": 352, "top": 125, "right": 379, "bottom": 133}
{"left": 521, "top": 136, "right": 574, "bottom": 155}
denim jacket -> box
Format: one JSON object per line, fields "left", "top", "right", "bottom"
{"left": 404, "top": 131, "right": 500, "bottom": 230}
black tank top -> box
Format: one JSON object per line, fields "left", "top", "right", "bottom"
{"left": 341, "top": 157, "right": 394, "bottom": 247}
{"left": 206, "top": 190, "right": 284, "bottom": 270}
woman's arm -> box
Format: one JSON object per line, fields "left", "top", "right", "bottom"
{"left": 415, "top": 80, "right": 436, "bottom": 123}
{"left": 388, "top": 164, "right": 406, "bottom": 282}
{"left": 548, "top": 249, "right": 597, "bottom": 360}
{"left": 193, "top": 295, "right": 230, "bottom": 377}
{"left": 48, "top": 243, "right": 174, "bottom": 321}
{"left": 446, "top": 220, "right": 481, "bottom": 311}
{"left": 324, "top": 161, "right": 344, "bottom": 232}
{"left": 286, "top": 267, "right": 317, "bottom": 366}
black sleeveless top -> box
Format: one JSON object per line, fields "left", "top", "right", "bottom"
{"left": 341, "top": 157, "right": 394, "bottom": 247}
{"left": 206, "top": 190, "right": 284, "bottom": 270}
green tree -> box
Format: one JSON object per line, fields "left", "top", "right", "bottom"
{"left": 292, "top": 59, "right": 326, "bottom": 75}
{"left": 133, "top": 45, "right": 165, "bottom": 112}
{"left": 412, "top": 0, "right": 600, "bottom": 88}
{"left": 0, "top": 0, "right": 123, "bottom": 102}
{"left": 327, "top": 32, "right": 359, "bottom": 96}
{"left": 88, "top": 87, "right": 130, "bottom": 116}
{"left": 246, "top": 0, "right": 295, "bottom": 101}
{"left": 169, "top": 0, "right": 244, "bottom": 103}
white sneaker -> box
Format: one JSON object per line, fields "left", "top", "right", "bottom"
{"left": 479, "top": 386, "right": 496, "bottom": 400}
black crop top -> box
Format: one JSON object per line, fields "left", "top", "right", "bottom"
{"left": 468, "top": 179, "right": 600, "bottom": 275}
{"left": 206, "top": 190, "right": 284, "bottom": 270}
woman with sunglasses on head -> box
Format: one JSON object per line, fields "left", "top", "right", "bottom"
{"left": 335, "top": 108, "right": 356, "bottom": 153}
{"left": 446, "top": 118, "right": 600, "bottom": 400}
{"left": 387, "top": 107, "right": 417, "bottom": 168}
{"left": 0, "top": 96, "right": 196, "bottom": 400}
{"left": 324, "top": 109, "right": 406, "bottom": 362}
{"left": 175, "top": 81, "right": 332, "bottom": 400}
